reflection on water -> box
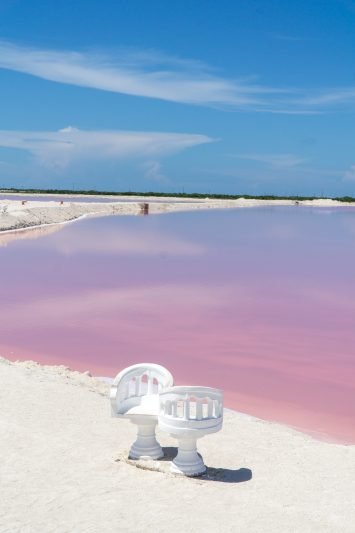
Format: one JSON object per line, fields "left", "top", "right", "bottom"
{"left": 1, "top": 206, "right": 355, "bottom": 443}
{"left": 0, "top": 224, "right": 63, "bottom": 247}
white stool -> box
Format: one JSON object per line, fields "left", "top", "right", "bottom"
{"left": 110, "top": 363, "right": 173, "bottom": 460}
{"left": 158, "top": 386, "right": 223, "bottom": 476}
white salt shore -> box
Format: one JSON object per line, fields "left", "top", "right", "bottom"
{"left": 0, "top": 196, "right": 354, "bottom": 233}
{"left": 1, "top": 357, "right": 354, "bottom": 532}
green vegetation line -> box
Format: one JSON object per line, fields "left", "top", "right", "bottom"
{"left": 0, "top": 188, "right": 354, "bottom": 203}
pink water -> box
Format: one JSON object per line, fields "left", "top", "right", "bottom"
{"left": 1, "top": 207, "right": 355, "bottom": 444}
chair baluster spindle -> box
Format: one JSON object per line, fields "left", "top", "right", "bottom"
{"left": 135, "top": 377, "right": 141, "bottom": 397}
{"left": 207, "top": 398, "right": 213, "bottom": 418}
{"left": 184, "top": 399, "right": 190, "bottom": 420}
{"left": 196, "top": 399, "right": 203, "bottom": 420}
{"left": 172, "top": 401, "right": 177, "bottom": 417}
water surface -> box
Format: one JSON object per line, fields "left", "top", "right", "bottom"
{"left": 1, "top": 206, "right": 354, "bottom": 443}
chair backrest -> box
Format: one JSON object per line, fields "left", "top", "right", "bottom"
{"left": 110, "top": 363, "right": 173, "bottom": 416}
{"left": 159, "top": 386, "right": 223, "bottom": 423}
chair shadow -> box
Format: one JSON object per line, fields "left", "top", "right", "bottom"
{"left": 202, "top": 467, "right": 252, "bottom": 483}
{"left": 162, "top": 447, "right": 252, "bottom": 484}
{"left": 161, "top": 446, "right": 178, "bottom": 461}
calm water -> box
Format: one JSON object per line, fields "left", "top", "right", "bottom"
{"left": 1, "top": 207, "right": 355, "bottom": 443}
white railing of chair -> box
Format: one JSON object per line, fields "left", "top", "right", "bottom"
{"left": 122, "top": 371, "right": 160, "bottom": 400}
{"left": 159, "top": 386, "right": 223, "bottom": 421}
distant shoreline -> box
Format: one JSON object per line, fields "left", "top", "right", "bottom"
{"left": 1, "top": 195, "right": 355, "bottom": 234}
{"left": 1, "top": 187, "right": 355, "bottom": 203}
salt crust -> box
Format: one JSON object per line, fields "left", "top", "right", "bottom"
{"left": 1, "top": 356, "right": 354, "bottom": 532}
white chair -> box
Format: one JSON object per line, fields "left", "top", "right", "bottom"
{"left": 158, "top": 386, "right": 223, "bottom": 476}
{"left": 110, "top": 363, "right": 173, "bottom": 460}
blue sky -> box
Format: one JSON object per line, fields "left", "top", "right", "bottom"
{"left": 0, "top": 0, "right": 354, "bottom": 195}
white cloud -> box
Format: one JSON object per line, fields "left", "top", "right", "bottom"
{"left": 0, "top": 40, "right": 268, "bottom": 108}
{"left": 296, "top": 89, "right": 355, "bottom": 106}
{"left": 343, "top": 165, "right": 355, "bottom": 181}
{"left": 0, "top": 127, "right": 213, "bottom": 168}
{"left": 234, "top": 153, "right": 306, "bottom": 168}
{"left": 0, "top": 40, "right": 355, "bottom": 114}
{"left": 1, "top": 41, "right": 355, "bottom": 113}
{"left": 0, "top": 40, "right": 322, "bottom": 113}
{"left": 142, "top": 160, "right": 167, "bottom": 182}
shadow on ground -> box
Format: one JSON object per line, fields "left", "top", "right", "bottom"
{"left": 116, "top": 447, "right": 252, "bottom": 484}
{"left": 162, "top": 447, "right": 252, "bottom": 484}
{"left": 161, "top": 446, "right": 178, "bottom": 461}
{"left": 202, "top": 467, "right": 252, "bottom": 483}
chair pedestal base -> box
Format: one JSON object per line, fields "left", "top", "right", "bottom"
{"left": 129, "top": 419, "right": 163, "bottom": 460}
{"left": 170, "top": 436, "right": 206, "bottom": 476}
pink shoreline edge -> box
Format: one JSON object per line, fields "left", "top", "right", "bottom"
{"left": 2, "top": 355, "right": 353, "bottom": 446}
{"left": 93, "top": 376, "right": 353, "bottom": 446}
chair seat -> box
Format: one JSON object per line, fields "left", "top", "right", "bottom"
{"left": 119, "top": 394, "right": 160, "bottom": 418}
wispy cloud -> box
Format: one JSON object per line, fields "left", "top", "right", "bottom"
{"left": 0, "top": 40, "right": 271, "bottom": 109}
{"left": 0, "top": 127, "right": 213, "bottom": 168}
{"left": 234, "top": 153, "right": 307, "bottom": 168}
{"left": 0, "top": 40, "right": 295, "bottom": 112}
{"left": 1, "top": 40, "right": 355, "bottom": 113}
{"left": 297, "top": 88, "right": 355, "bottom": 106}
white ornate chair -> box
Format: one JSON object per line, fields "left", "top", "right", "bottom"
{"left": 110, "top": 363, "right": 173, "bottom": 460}
{"left": 158, "top": 386, "right": 223, "bottom": 476}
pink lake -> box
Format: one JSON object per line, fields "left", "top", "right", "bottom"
{"left": 1, "top": 206, "right": 355, "bottom": 444}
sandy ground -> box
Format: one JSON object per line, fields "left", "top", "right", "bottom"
{"left": 0, "top": 357, "right": 354, "bottom": 533}
{"left": 0, "top": 196, "right": 354, "bottom": 233}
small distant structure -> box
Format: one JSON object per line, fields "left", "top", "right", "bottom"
{"left": 21, "top": 200, "right": 27, "bottom": 205}
{"left": 139, "top": 202, "right": 149, "bottom": 215}
{"left": 60, "top": 201, "right": 64, "bottom": 205}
